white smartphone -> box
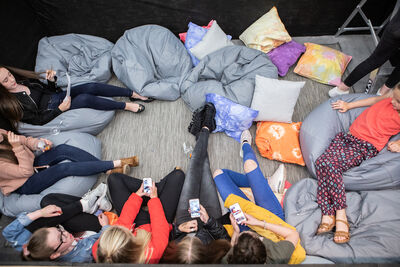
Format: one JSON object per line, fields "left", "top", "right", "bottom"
{"left": 143, "top": 178, "right": 152, "bottom": 194}
{"left": 229, "top": 203, "right": 247, "bottom": 224}
{"left": 189, "top": 199, "right": 200, "bottom": 218}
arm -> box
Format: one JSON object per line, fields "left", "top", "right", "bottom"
{"left": 115, "top": 193, "right": 143, "bottom": 230}
{"left": 203, "top": 216, "right": 230, "bottom": 240}
{"left": 21, "top": 108, "right": 63, "bottom": 126}
{"left": 331, "top": 92, "right": 392, "bottom": 113}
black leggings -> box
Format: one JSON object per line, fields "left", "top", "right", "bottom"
{"left": 25, "top": 193, "right": 101, "bottom": 234}
{"left": 344, "top": 11, "right": 400, "bottom": 88}
{"left": 108, "top": 169, "right": 185, "bottom": 227}
{"left": 175, "top": 128, "right": 222, "bottom": 226}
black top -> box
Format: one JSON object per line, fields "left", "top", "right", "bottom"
{"left": 12, "top": 78, "right": 63, "bottom": 126}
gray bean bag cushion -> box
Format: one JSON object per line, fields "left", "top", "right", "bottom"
{"left": 18, "top": 108, "right": 114, "bottom": 138}
{"left": 35, "top": 33, "right": 114, "bottom": 88}
{"left": 284, "top": 178, "right": 400, "bottom": 263}
{"left": 0, "top": 132, "right": 100, "bottom": 217}
{"left": 300, "top": 94, "right": 400, "bottom": 190}
{"left": 112, "top": 25, "right": 192, "bottom": 101}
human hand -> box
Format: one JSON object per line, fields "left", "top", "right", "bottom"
{"left": 7, "top": 131, "right": 21, "bottom": 148}
{"left": 178, "top": 220, "right": 198, "bottom": 233}
{"left": 135, "top": 183, "right": 146, "bottom": 197}
{"left": 331, "top": 100, "right": 350, "bottom": 113}
{"left": 199, "top": 205, "right": 209, "bottom": 223}
{"left": 98, "top": 213, "right": 109, "bottom": 226}
{"left": 149, "top": 182, "right": 157, "bottom": 198}
{"left": 37, "top": 138, "right": 53, "bottom": 151}
{"left": 58, "top": 96, "right": 71, "bottom": 112}
{"left": 388, "top": 140, "right": 400, "bottom": 153}
{"left": 229, "top": 213, "right": 240, "bottom": 234}
{"left": 40, "top": 205, "right": 62, "bottom": 217}
{"left": 243, "top": 213, "right": 260, "bottom": 226}
{"left": 46, "top": 69, "right": 56, "bottom": 82}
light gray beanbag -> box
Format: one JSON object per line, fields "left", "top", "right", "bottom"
{"left": 18, "top": 108, "right": 114, "bottom": 138}
{"left": 0, "top": 132, "right": 100, "bottom": 217}
{"left": 112, "top": 25, "right": 192, "bottom": 101}
{"left": 300, "top": 94, "right": 400, "bottom": 191}
{"left": 284, "top": 178, "right": 400, "bottom": 263}
{"left": 35, "top": 33, "right": 114, "bottom": 88}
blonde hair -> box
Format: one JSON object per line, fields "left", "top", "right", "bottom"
{"left": 97, "top": 225, "right": 152, "bottom": 263}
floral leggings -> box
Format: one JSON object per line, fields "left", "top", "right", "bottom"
{"left": 315, "top": 132, "right": 378, "bottom": 215}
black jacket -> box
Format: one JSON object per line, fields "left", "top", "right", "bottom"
{"left": 13, "top": 79, "right": 63, "bottom": 126}
{"left": 173, "top": 216, "right": 230, "bottom": 244}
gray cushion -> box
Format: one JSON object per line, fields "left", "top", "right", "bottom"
{"left": 300, "top": 94, "right": 400, "bottom": 190}
{"left": 0, "top": 132, "right": 100, "bottom": 217}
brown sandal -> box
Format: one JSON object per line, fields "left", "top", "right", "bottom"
{"left": 334, "top": 219, "right": 350, "bottom": 244}
{"left": 316, "top": 215, "right": 335, "bottom": 235}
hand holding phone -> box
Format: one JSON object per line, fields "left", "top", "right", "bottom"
{"left": 229, "top": 203, "right": 247, "bottom": 224}
{"left": 189, "top": 199, "right": 200, "bottom": 218}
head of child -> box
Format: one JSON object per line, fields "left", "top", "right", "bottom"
{"left": 0, "top": 67, "right": 23, "bottom": 131}
{"left": 96, "top": 225, "right": 151, "bottom": 263}
{"left": 22, "top": 225, "right": 75, "bottom": 261}
{"left": 227, "top": 231, "right": 267, "bottom": 264}
{"left": 161, "top": 236, "right": 231, "bottom": 264}
{"left": 391, "top": 83, "right": 400, "bottom": 112}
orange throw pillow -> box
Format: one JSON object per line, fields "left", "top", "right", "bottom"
{"left": 255, "top": 121, "right": 305, "bottom": 166}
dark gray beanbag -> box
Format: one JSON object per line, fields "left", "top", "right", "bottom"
{"left": 300, "top": 94, "right": 400, "bottom": 191}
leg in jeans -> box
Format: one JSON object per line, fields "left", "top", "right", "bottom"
{"left": 199, "top": 155, "right": 222, "bottom": 219}
{"left": 17, "top": 161, "right": 114, "bottom": 195}
{"left": 34, "top": 144, "right": 101, "bottom": 166}
{"left": 176, "top": 128, "right": 210, "bottom": 226}
{"left": 108, "top": 169, "right": 185, "bottom": 226}
{"left": 25, "top": 193, "right": 101, "bottom": 233}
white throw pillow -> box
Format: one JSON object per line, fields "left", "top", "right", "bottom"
{"left": 189, "top": 20, "right": 233, "bottom": 60}
{"left": 250, "top": 75, "right": 304, "bottom": 122}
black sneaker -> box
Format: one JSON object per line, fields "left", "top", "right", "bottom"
{"left": 188, "top": 105, "right": 206, "bottom": 136}
{"left": 202, "top": 102, "right": 216, "bottom": 132}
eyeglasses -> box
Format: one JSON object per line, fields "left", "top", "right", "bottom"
{"left": 54, "top": 225, "right": 66, "bottom": 252}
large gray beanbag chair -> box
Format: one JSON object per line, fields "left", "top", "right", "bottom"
{"left": 180, "top": 45, "right": 278, "bottom": 111}
{"left": 300, "top": 94, "right": 400, "bottom": 190}
{"left": 284, "top": 178, "right": 400, "bottom": 263}
{"left": 35, "top": 33, "right": 114, "bottom": 88}
{"left": 112, "top": 25, "right": 192, "bottom": 101}
{"left": 0, "top": 132, "right": 100, "bottom": 217}
{"left": 18, "top": 108, "right": 114, "bottom": 138}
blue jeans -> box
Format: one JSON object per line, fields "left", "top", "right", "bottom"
{"left": 48, "top": 82, "right": 133, "bottom": 110}
{"left": 214, "top": 143, "right": 284, "bottom": 223}
{"left": 16, "top": 144, "right": 114, "bottom": 195}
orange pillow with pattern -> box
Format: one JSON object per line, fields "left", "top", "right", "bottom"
{"left": 255, "top": 121, "right": 305, "bottom": 166}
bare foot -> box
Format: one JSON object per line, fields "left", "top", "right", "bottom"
{"left": 337, "top": 82, "right": 350, "bottom": 93}
{"left": 379, "top": 84, "right": 392, "bottom": 96}
{"left": 317, "top": 215, "right": 335, "bottom": 234}
{"left": 334, "top": 209, "right": 350, "bottom": 243}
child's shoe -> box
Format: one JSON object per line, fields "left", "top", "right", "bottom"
{"left": 107, "top": 165, "right": 130, "bottom": 175}
{"left": 121, "top": 156, "right": 139, "bottom": 167}
{"left": 188, "top": 106, "right": 206, "bottom": 136}
{"left": 328, "top": 86, "right": 349, "bottom": 98}
{"left": 269, "top": 164, "right": 286, "bottom": 194}
{"left": 202, "top": 102, "right": 216, "bottom": 132}
{"left": 239, "top": 129, "right": 252, "bottom": 158}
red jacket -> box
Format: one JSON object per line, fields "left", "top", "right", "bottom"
{"left": 92, "top": 193, "right": 171, "bottom": 263}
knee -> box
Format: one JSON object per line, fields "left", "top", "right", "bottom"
{"left": 213, "top": 169, "right": 223, "bottom": 178}
{"left": 244, "top": 159, "right": 257, "bottom": 173}
{"left": 74, "top": 93, "right": 92, "bottom": 103}
{"left": 169, "top": 169, "right": 185, "bottom": 184}
{"left": 40, "top": 193, "right": 58, "bottom": 207}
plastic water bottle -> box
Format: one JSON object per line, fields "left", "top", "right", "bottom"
{"left": 183, "top": 142, "right": 193, "bottom": 158}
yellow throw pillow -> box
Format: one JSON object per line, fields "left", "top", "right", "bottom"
{"left": 255, "top": 121, "right": 305, "bottom": 166}
{"left": 294, "top": 42, "right": 352, "bottom": 85}
{"left": 239, "top": 6, "right": 291, "bottom": 53}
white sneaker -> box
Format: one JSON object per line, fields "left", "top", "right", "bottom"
{"left": 81, "top": 183, "right": 107, "bottom": 214}
{"left": 268, "top": 164, "right": 286, "bottom": 194}
{"left": 328, "top": 86, "right": 349, "bottom": 98}
{"left": 239, "top": 130, "right": 252, "bottom": 158}
{"left": 98, "top": 194, "right": 112, "bottom": 212}
{"left": 376, "top": 88, "right": 382, "bottom": 96}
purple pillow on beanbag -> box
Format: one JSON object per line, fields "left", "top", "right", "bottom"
{"left": 267, "top": 41, "right": 306, "bottom": 77}
{"left": 185, "top": 22, "right": 232, "bottom": 67}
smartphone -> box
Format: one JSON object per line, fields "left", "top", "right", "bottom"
{"left": 229, "top": 203, "right": 247, "bottom": 224}
{"left": 189, "top": 199, "right": 200, "bottom": 218}
{"left": 143, "top": 178, "right": 152, "bottom": 194}
{"left": 37, "top": 140, "right": 51, "bottom": 151}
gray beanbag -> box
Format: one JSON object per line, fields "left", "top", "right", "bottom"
{"left": 284, "top": 178, "right": 400, "bottom": 263}
{"left": 35, "top": 33, "right": 114, "bottom": 88}
{"left": 0, "top": 132, "right": 100, "bottom": 217}
{"left": 300, "top": 94, "right": 400, "bottom": 190}
{"left": 112, "top": 25, "right": 192, "bottom": 100}
{"left": 18, "top": 108, "right": 114, "bottom": 138}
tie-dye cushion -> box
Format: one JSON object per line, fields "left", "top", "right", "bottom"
{"left": 255, "top": 121, "right": 305, "bottom": 166}
{"left": 267, "top": 41, "right": 306, "bottom": 76}
{"left": 206, "top": 93, "right": 258, "bottom": 141}
{"left": 294, "top": 43, "right": 352, "bottom": 86}
{"left": 239, "top": 6, "right": 292, "bottom": 53}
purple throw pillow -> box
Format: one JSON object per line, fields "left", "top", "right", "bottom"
{"left": 267, "top": 41, "right": 306, "bottom": 77}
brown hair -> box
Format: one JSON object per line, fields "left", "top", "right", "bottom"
{"left": 0, "top": 84, "right": 23, "bottom": 132}
{"left": 5, "top": 65, "right": 43, "bottom": 81}
{"left": 0, "top": 133, "right": 18, "bottom": 164}
{"left": 96, "top": 225, "right": 152, "bottom": 263}
{"left": 228, "top": 232, "right": 267, "bottom": 264}
{"left": 161, "top": 237, "right": 231, "bottom": 264}
{"left": 22, "top": 228, "right": 54, "bottom": 261}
